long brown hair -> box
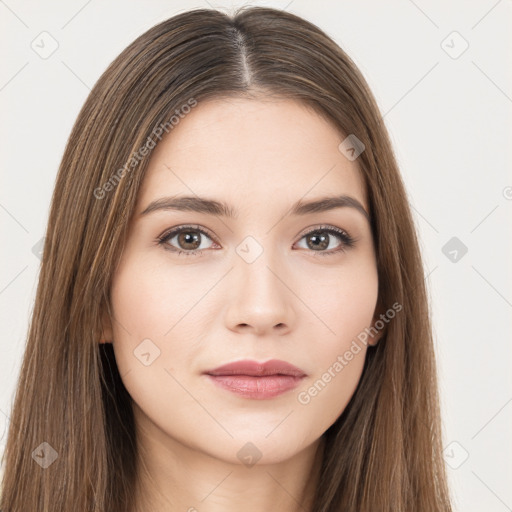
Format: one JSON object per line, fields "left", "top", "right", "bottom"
{"left": 0, "top": 6, "right": 452, "bottom": 511}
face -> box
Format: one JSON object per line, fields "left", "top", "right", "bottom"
{"left": 103, "top": 96, "right": 381, "bottom": 465}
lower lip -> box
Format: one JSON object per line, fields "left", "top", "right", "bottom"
{"left": 206, "top": 374, "right": 305, "bottom": 399}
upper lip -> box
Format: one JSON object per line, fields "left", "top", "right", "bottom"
{"left": 205, "top": 359, "right": 307, "bottom": 377}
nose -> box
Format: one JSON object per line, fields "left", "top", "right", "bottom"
{"left": 223, "top": 249, "right": 295, "bottom": 336}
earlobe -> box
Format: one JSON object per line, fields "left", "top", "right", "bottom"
{"left": 368, "top": 309, "right": 387, "bottom": 346}
{"left": 368, "top": 328, "right": 384, "bottom": 346}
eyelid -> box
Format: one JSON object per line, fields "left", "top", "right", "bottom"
{"left": 295, "top": 223, "right": 349, "bottom": 239}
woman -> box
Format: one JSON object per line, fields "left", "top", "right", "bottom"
{"left": 0, "top": 6, "right": 453, "bottom": 511}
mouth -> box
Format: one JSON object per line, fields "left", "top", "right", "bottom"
{"left": 203, "top": 359, "right": 307, "bottom": 400}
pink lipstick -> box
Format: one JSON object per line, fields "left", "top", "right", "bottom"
{"left": 204, "top": 359, "right": 307, "bottom": 399}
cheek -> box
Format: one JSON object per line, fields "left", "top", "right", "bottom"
{"left": 303, "top": 252, "right": 378, "bottom": 346}
{"left": 110, "top": 252, "right": 206, "bottom": 339}
{"left": 323, "top": 270, "right": 378, "bottom": 342}
{"left": 108, "top": 254, "right": 208, "bottom": 425}
{"left": 108, "top": 254, "right": 180, "bottom": 376}
{"left": 108, "top": 251, "right": 222, "bottom": 388}
{"left": 294, "top": 260, "right": 378, "bottom": 423}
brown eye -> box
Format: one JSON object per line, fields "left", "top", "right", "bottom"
{"left": 295, "top": 226, "right": 356, "bottom": 256}
{"left": 305, "top": 231, "right": 331, "bottom": 251}
{"left": 176, "top": 230, "right": 202, "bottom": 250}
{"left": 157, "top": 224, "right": 355, "bottom": 258}
{"left": 158, "top": 226, "right": 216, "bottom": 255}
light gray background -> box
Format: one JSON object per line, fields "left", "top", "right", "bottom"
{"left": 1, "top": 1, "right": 511, "bottom": 510}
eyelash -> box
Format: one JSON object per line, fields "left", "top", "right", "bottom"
{"left": 156, "top": 224, "right": 356, "bottom": 258}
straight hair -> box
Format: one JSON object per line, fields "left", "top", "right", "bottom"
{"left": 0, "top": 6, "right": 452, "bottom": 511}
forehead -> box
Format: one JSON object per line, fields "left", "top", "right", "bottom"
{"left": 136, "top": 97, "right": 368, "bottom": 214}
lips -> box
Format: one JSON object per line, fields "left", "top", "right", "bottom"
{"left": 205, "top": 359, "right": 307, "bottom": 378}
{"left": 204, "top": 359, "right": 307, "bottom": 400}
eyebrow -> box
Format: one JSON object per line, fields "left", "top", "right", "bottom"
{"left": 140, "top": 194, "right": 371, "bottom": 223}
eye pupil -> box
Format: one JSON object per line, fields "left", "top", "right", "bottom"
{"left": 178, "top": 231, "right": 201, "bottom": 250}
{"left": 307, "top": 232, "right": 329, "bottom": 251}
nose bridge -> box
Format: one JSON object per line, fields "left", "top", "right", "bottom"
{"left": 237, "top": 237, "right": 287, "bottom": 301}
{"left": 225, "top": 234, "right": 294, "bottom": 332}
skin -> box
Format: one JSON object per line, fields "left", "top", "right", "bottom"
{"left": 101, "top": 96, "right": 383, "bottom": 512}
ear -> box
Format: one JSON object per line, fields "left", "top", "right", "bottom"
{"left": 99, "top": 307, "right": 113, "bottom": 344}
{"left": 367, "top": 323, "right": 384, "bottom": 346}
{"left": 367, "top": 306, "right": 387, "bottom": 347}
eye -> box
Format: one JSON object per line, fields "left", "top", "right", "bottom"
{"left": 294, "top": 225, "right": 356, "bottom": 257}
{"left": 157, "top": 225, "right": 218, "bottom": 256}
{"left": 157, "top": 224, "right": 356, "bottom": 257}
